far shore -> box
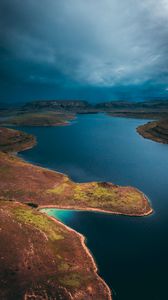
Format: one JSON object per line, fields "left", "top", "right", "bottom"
{"left": 0, "top": 125, "right": 154, "bottom": 299}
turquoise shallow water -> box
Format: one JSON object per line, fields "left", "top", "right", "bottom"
{"left": 18, "top": 114, "right": 168, "bottom": 300}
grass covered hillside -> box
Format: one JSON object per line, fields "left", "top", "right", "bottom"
{"left": 0, "top": 200, "right": 111, "bottom": 300}
{"left": 0, "top": 127, "right": 152, "bottom": 216}
{"left": 0, "top": 125, "right": 153, "bottom": 300}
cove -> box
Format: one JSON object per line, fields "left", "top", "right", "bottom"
{"left": 17, "top": 114, "right": 168, "bottom": 300}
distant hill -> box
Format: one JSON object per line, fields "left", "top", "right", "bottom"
{"left": 23, "top": 99, "right": 168, "bottom": 108}
{"left": 22, "top": 99, "right": 168, "bottom": 115}
{"left": 23, "top": 100, "right": 93, "bottom": 112}
{"left": 96, "top": 100, "right": 168, "bottom": 110}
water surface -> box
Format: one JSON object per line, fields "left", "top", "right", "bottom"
{"left": 18, "top": 114, "right": 168, "bottom": 300}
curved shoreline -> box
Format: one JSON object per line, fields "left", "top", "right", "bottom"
{"left": 42, "top": 211, "right": 112, "bottom": 300}
{"left": 39, "top": 204, "right": 153, "bottom": 217}
{"left": 0, "top": 126, "right": 153, "bottom": 299}
{"left": 137, "top": 120, "right": 168, "bottom": 144}
{"left": 0, "top": 127, "right": 113, "bottom": 298}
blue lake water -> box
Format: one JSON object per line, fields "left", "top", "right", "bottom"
{"left": 17, "top": 114, "right": 168, "bottom": 300}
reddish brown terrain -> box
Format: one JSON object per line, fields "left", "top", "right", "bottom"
{"left": 0, "top": 126, "right": 153, "bottom": 300}
{"left": 137, "top": 118, "right": 168, "bottom": 144}
{"left": 0, "top": 201, "right": 111, "bottom": 300}
{"left": 0, "top": 111, "right": 75, "bottom": 127}
{"left": 0, "top": 128, "right": 152, "bottom": 216}
{"left": 0, "top": 127, "right": 36, "bottom": 152}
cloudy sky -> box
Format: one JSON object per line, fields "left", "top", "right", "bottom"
{"left": 1, "top": 0, "right": 168, "bottom": 104}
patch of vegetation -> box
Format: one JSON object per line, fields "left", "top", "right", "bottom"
{"left": 13, "top": 206, "right": 64, "bottom": 241}
{"left": 74, "top": 185, "right": 89, "bottom": 201}
{"left": 59, "top": 273, "right": 81, "bottom": 288}
{"left": 74, "top": 183, "right": 118, "bottom": 205}
{"left": 72, "top": 183, "right": 147, "bottom": 212}
{"left": 47, "top": 183, "right": 69, "bottom": 195}
{"left": 58, "top": 262, "right": 70, "bottom": 272}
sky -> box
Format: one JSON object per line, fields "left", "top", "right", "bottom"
{"left": 1, "top": 0, "right": 168, "bottom": 105}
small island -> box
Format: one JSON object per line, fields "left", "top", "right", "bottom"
{"left": 0, "top": 126, "right": 153, "bottom": 300}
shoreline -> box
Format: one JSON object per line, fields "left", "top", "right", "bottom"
{"left": 42, "top": 211, "right": 112, "bottom": 300}
{"left": 15, "top": 141, "right": 153, "bottom": 218}
{"left": 1, "top": 113, "right": 77, "bottom": 128}
{"left": 39, "top": 204, "right": 153, "bottom": 217}
{"left": 16, "top": 148, "right": 153, "bottom": 218}
{"left": 136, "top": 120, "right": 168, "bottom": 145}
{"left": 0, "top": 125, "right": 153, "bottom": 299}
{"left": 1, "top": 128, "right": 113, "bottom": 298}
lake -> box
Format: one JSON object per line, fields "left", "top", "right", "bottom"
{"left": 18, "top": 114, "right": 168, "bottom": 300}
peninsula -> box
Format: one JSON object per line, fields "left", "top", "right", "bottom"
{"left": 0, "top": 127, "right": 152, "bottom": 216}
{"left": 0, "top": 126, "right": 152, "bottom": 299}
{"left": 137, "top": 118, "right": 168, "bottom": 144}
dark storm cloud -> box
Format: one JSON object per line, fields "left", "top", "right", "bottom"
{"left": 1, "top": 0, "right": 168, "bottom": 102}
